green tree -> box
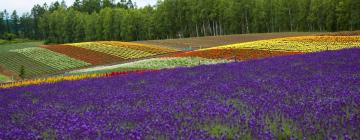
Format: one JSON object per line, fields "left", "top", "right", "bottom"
{"left": 0, "top": 12, "right": 5, "bottom": 35}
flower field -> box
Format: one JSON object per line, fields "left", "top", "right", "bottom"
{"left": 68, "top": 42, "right": 179, "bottom": 59}
{"left": 163, "top": 49, "right": 303, "bottom": 60}
{"left": 11, "top": 47, "right": 91, "bottom": 70}
{"left": 99, "top": 41, "right": 178, "bottom": 54}
{"left": 42, "top": 45, "right": 125, "bottom": 65}
{"left": 0, "top": 41, "right": 179, "bottom": 78}
{"left": 71, "top": 57, "right": 228, "bottom": 74}
{"left": 0, "top": 48, "right": 359, "bottom": 139}
{"left": 205, "top": 36, "right": 360, "bottom": 52}
{"left": 0, "top": 70, "right": 153, "bottom": 89}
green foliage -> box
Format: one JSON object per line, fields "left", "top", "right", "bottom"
{"left": 41, "top": 128, "right": 57, "bottom": 140}
{"left": 205, "top": 124, "right": 239, "bottom": 139}
{"left": 19, "top": 65, "right": 25, "bottom": 79}
{"left": 2, "top": 0, "right": 360, "bottom": 43}
{"left": 265, "top": 116, "right": 304, "bottom": 140}
{"left": 2, "top": 33, "right": 16, "bottom": 41}
{"left": 0, "top": 74, "right": 9, "bottom": 82}
{"left": 0, "top": 38, "right": 37, "bottom": 45}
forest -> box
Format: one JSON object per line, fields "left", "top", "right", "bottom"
{"left": 0, "top": 0, "right": 359, "bottom": 44}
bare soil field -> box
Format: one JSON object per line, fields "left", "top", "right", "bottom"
{"left": 136, "top": 32, "right": 319, "bottom": 50}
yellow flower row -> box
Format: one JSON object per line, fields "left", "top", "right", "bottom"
{"left": 204, "top": 36, "right": 360, "bottom": 52}
{"left": 69, "top": 42, "right": 154, "bottom": 59}
{"left": 281, "top": 36, "right": 360, "bottom": 42}
{"left": 0, "top": 73, "right": 105, "bottom": 89}
{"left": 98, "top": 41, "right": 179, "bottom": 54}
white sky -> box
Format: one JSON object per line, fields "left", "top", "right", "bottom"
{"left": 0, "top": 0, "right": 157, "bottom": 14}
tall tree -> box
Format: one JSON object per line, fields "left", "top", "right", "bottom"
{"left": 31, "top": 4, "right": 46, "bottom": 39}
{"left": 11, "top": 10, "right": 19, "bottom": 35}
{"left": 3, "top": 10, "right": 10, "bottom": 33}
{"left": 5, "top": 0, "right": 359, "bottom": 43}
{"left": 0, "top": 12, "right": 5, "bottom": 35}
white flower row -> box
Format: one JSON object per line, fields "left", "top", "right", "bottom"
{"left": 71, "top": 57, "right": 230, "bottom": 73}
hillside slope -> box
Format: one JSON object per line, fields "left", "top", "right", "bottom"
{"left": 1, "top": 48, "right": 359, "bottom": 139}
{"left": 136, "top": 32, "right": 318, "bottom": 50}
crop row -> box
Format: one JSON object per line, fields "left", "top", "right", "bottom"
{"left": 69, "top": 42, "right": 155, "bottom": 59}
{"left": 11, "top": 47, "right": 90, "bottom": 71}
{"left": 98, "top": 41, "right": 179, "bottom": 54}
{"left": 42, "top": 45, "right": 124, "bottom": 65}
{"left": 0, "top": 70, "right": 155, "bottom": 89}
{"left": 0, "top": 52, "right": 58, "bottom": 77}
{"left": 0, "top": 41, "right": 43, "bottom": 52}
{"left": 163, "top": 49, "right": 303, "bottom": 60}
{"left": 207, "top": 36, "right": 360, "bottom": 52}
{"left": 0, "top": 73, "right": 103, "bottom": 89}
{"left": 282, "top": 36, "right": 360, "bottom": 42}
{"left": 71, "top": 57, "right": 228, "bottom": 74}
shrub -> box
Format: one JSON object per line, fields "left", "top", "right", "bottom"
{"left": 2, "top": 33, "right": 17, "bottom": 41}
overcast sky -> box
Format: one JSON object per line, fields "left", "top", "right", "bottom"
{"left": 0, "top": 0, "right": 157, "bottom": 14}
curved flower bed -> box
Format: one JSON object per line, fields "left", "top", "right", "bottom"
{"left": 0, "top": 70, "right": 155, "bottom": 89}
{"left": 163, "top": 49, "right": 303, "bottom": 60}
{"left": 71, "top": 57, "right": 228, "bottom": 74}
{"left": 205, "top": 36, "right": 360, "bottom": 52}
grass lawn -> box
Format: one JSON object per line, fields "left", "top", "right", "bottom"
{"left": 0, "top": 74, "right": 9, "bottom": 82}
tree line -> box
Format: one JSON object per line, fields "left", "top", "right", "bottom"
{"left": 0, "top": 0, "right": 359, "bottom": 44}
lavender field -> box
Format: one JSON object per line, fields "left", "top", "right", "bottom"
{"left": 0, "top": 48, "right": 359, "bottom": 139}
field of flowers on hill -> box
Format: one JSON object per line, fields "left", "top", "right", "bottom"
{"left": 72, "top": 35, "right": 359, "bottom": 75}
{"left": 0, "top": 41, "right": 178, "bottom": 78}
{"left": 0, "top": 48, "right": 359, "bottom": 139}
{"left": 164, "top": 36, "right": 360, "bottom": 60}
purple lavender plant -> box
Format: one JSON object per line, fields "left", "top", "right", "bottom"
{"left": 0, "top": 48, "right": 359, "bottom": 139}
